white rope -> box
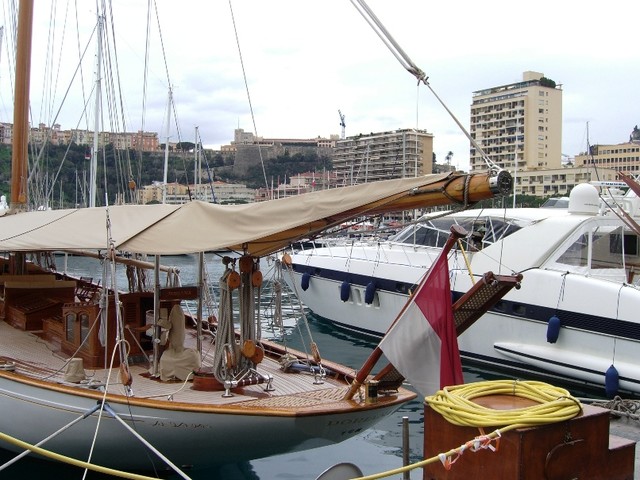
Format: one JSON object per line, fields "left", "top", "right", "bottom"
{"left": 350, "top": 0, "right": 501, "bottom": 174}
{"left": 212, "top": 266, "right": 236, "bottom": 382}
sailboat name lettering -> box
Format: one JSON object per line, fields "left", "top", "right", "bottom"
{"left": 151, "top": 420, "right": 212, "bottom": 429}
{"left": 326, "top": 412, "right": 385, "bottom": 427}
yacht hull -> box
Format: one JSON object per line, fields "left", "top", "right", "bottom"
{"left": 286, "top": 224, "right": 640, "bottom": 397}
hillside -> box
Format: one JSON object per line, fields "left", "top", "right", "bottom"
{"left": 0, "top": 144, "right": 331, "bottom": 207}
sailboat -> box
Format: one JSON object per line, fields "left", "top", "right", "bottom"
{"left": 0, "top": 0, "right": 514, "bottom": 475}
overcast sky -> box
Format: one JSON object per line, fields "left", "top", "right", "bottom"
{"left": 1, "top": 0, "right": 638, "bottom": 171}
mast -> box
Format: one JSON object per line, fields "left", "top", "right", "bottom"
{"left": 162, "top": 87, "right": 172, "bottom": 203}
{"left": 89, "top": 14, "right": 104, "bottom": 208}
{"left": 10, "top": 0, "right": 34, "bottom": 212}
{"left": 194, "top": 126, "right": 200, "bottom": 200}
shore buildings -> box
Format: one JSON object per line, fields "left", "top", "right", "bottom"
{"left": 469, "top": 71, "right": 563, "bottom": 173}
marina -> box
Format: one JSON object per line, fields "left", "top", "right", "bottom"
{"left": 0, "top": 0, "right": 638, "bottom": 478}
{"left": 0, "top": 315, "right": 638, "bottom": 479}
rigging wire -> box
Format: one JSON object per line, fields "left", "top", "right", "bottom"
{"left": 73, "top": 0, "right": 90, "bottom": 132}
{"left": 28, "top": 13, "right": 98, "bottom": 208}
{"left": 228, "top": 0, "right": 270, "bottom": 195}
{"left": 139, "top": 0, "right": 151, "bottom": 157}
{"left": 349, "top": 0, "right": 501, "bottom": 175}
{"left": 103, "top": 0, "right": 137, "bottom": 204}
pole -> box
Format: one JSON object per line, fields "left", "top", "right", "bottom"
{"left": 402, "top": 416, "right": 410, "bottom": 480}
{"left": 89, "top": 14, "right": 103, "bottom": 208}
{"left": 10, "top": 0, "right": 33, "bottom": 211}
{"left": 162, "top": 88, "right": 172, "bottom": 203}
{"left": 196, "top": 252, "right": 204, "bottom": 354}
{"left": 152, "top": 255, "right": 161, "bottom": 376}
{"left": 343, "top": 225, "right": 466, "bottom": 400}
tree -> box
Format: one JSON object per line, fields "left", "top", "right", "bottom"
{"left": 176, "top": 141, "right": 195, "bottom": 152}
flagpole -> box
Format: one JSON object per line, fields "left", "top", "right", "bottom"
{"left": 343, "top": 224, "right": 467, "bottom": 400}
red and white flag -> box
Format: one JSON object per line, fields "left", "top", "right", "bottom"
{"left": 378, "top": 252, "right": 463, "bottom": 397}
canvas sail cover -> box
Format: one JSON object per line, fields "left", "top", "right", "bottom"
{"left": 0, "top": 173, "right": 476, "bottom": 256}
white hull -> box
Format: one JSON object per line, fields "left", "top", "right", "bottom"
{"left": 288, "top": 259, "right": 640, "bottom": 395}
{"left": 0, "top": 372, "right": 399, "bottom": 469}
{"left": 286, "top": 187, "right": 640, "bottom": 396}
{"left": 0, "top": 284, "right": 412, "bottom": 472}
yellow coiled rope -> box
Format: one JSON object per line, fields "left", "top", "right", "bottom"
{"left": 353, "top": 380, "right": 582, "bottom": 480}
{"left": 427, "top": 379, "right": 582, "bottom": 428}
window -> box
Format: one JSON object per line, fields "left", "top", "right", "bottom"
{"left": 80, "top": 313, "right": 90, "bottom": 344}
{"left": 610, "top": 232, "right": 639, "bottom": 256}
{"left": 65, "top": 312, "right": 76, "bottom": 342}
{"left": 556, "top": 233, "right": 589, "bottom": 267}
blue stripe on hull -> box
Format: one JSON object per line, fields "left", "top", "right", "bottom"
{"left": 292, "top": 264, "right": 640, "bottom": 342}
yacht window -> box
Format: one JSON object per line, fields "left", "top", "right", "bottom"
{"left": 483, "top": 218, "right": 522, "bottom": 243}
{"left": 391, "top": 220, "right": 455, "bottom": 247}
{"left": 554, "top": 225, "right": 635, "bottom": 270}
{"left": 556, "top": 233, "right": 589, "bottom": 267}
{"left": 610, "top": 232, "right": 639, "bottom": 256}
{"left": 591, "top": 228, "right": 622, "bottom": 269}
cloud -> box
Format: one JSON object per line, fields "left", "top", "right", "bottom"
{"left": 1, "top": 0, "right": 638, "bottom": 172}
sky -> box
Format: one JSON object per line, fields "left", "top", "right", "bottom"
{"left": 1, "top": 0, "right": 638, "bottom": 172}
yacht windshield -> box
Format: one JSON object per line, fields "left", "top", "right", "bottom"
{"left": 389, "top": 215, "right": 525, "bottom": 249}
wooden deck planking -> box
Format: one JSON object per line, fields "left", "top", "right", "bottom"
{"left": 0, "top": 320, "right": 351, "bottom": 409}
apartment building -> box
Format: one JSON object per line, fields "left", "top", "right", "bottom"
{"left": 138, "top": 180, "right": 255, "bottom": 205}
{"left": 470, "top": 71, "right": 562, "bottom": 173}
{"left": 574, "top": 127, "right": 640, "bottom": 173}
{"left": 332, "top": 128, "right": 433, "bottom": 184}
{"left": 513, "top": 166, "right": 618, "bottom": 197}
{"left": 0, "top": 121, "right": 161, "bottom": 151}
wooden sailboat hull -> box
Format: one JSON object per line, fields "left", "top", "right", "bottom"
{"left": 0, "top": 343, "right": 413, "bottom": 470}
{"left": 0, "top": 378, "right": 406, "bottom": 469}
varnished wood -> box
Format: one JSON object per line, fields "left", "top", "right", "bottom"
{"left": 423, "top": 402, "right": 635, "bottom": 479}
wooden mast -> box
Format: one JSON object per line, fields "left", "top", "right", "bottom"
{"left": 10, "top": 0, "right": 33, "bottom": 213}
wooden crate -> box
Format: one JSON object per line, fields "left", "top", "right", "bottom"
{"left": 423, "top": 395, "right": 635, "bottom": 480}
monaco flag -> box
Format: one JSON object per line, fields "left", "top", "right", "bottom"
{"left": 378, "top": 252, "right": 463, "bottom": 398}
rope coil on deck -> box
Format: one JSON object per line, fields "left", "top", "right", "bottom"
{"left": 352, "top": 380, "right": 582, "bottom": 480}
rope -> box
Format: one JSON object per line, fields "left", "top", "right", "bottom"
{"left": 0, "top": 431, "right": 169, "bottom": 480}
{"left": 426, "top": 380, "right": 582, "bottom": 428}
{"left": 212, "top": 266, "right": 236, "bottom": 382}
{"left": 350, "top": 0, "right": 501, "bottom": 175}
{"left": 581, "top": 395, "right": 640, "bottom": 421}
{"left": 353, "top": 380, "right": 582, "bottom": 480}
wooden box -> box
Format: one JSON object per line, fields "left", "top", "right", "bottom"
{"left": 423, "top": 395, "right": 635, "bottom": 480}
